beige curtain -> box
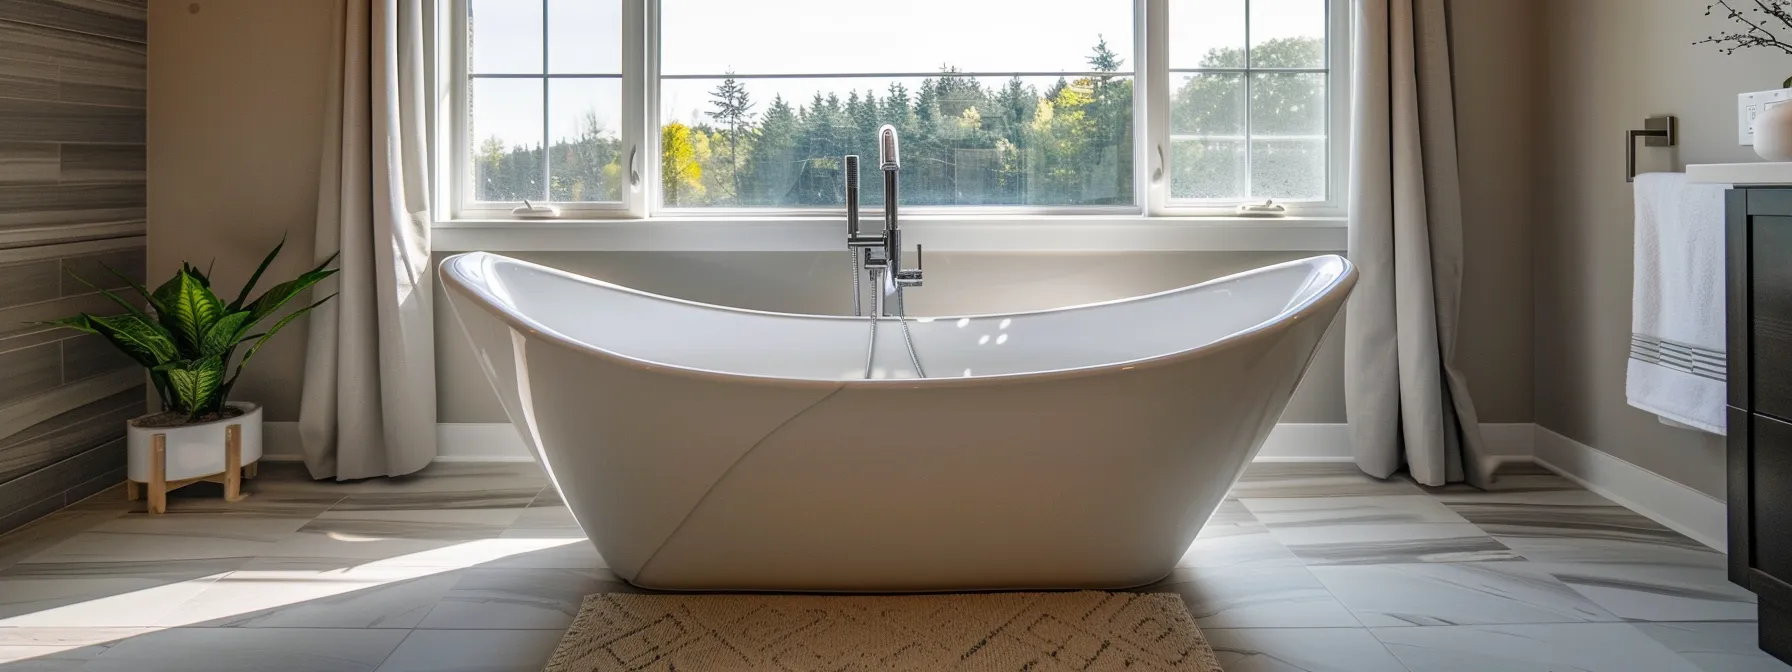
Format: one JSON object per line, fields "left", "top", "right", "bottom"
{"left": 1345, "top": 0, "right": 1489, "bottom": 487}
{"left": 299, "top": 0, "right": 437, "bottom": 480}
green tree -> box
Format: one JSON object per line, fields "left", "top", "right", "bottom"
{"left": 549, "top": 111, "right": 622, "bottom": 202}
{"left": 745, "top": 95, "right": 798, "bottom": 204}
{"left": 1171, "top": 36, "right": 1325, "bottom": 199}
{"left": 507, "top": 37, "right": 1147, "bottom": 208}
{"left": 707, "top": 72, "right": 755, "bottom": 201}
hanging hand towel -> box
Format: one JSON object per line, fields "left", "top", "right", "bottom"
{"left": 1627, "top": 171, "right": 1730, "bottom": 435}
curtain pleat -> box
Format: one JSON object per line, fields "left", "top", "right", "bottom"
{"left": 299, "top": 0, "right": 437, "bottom": 480}
{"left": 1346, "top": 0, "right": 1489, "bottom": 487}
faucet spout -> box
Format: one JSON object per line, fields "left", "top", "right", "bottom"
{"left": 876, "top": 125, "right": 915, "bottom": 288}
{"left": 878, "top": 125, "right": 900, "bottom": 171}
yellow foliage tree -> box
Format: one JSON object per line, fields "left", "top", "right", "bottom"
{"left": 660, "top": 122, "right": 704, "bottom": 205}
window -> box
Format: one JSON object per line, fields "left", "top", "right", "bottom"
{"left": 459, "top": 0, "right": 635, "bottom": 214}
{"left": 448, "top": 0, "right": 1343, "bottom": 219}
{"left": 1163, "top": 0, "right": 1336, "bottom": 208}
{"left": 658, "top": 0, "right": 1135, "bottom": 210}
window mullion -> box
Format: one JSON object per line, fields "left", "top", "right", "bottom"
{"left": 621, "top": 0, "right": 647, "bottom": 217}
{"left": 1242, "top": 0, "right": 1253, "bottom": 201}
{"left": 1143, "top": 0, "right": 1168, "bottom": 215}
{"left": 539, "top": 0, "right": 551, "bottom": 203}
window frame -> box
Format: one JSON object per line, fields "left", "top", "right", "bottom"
{"left": 1144, "top": 0, "right": 1352, "bottom": 217}
{"left": 447, "top": 0, "right": 649, "bottom": 219}
{"left": 438, "top": 0, "right": 1348, "bottom": 223}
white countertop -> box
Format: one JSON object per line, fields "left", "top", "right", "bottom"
{"left": 1687, "top": 162, "right": 1792, "bottom": 184}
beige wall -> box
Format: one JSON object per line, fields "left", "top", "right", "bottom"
{"left": 147, "top": 0, "right": 336, "bottom": 422}
{"left": 147, "top": 0, "right": 1540, "bottom": 435}
{"left": 1537, "top": 0, "right": 1789, "bottom": 497}
{"left": 1453, "top": 0, "right": 1540, "bottom": 424}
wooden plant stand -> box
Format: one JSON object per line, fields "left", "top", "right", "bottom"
{"left": 124, "top": 423, "right": 259, "bottom": 515}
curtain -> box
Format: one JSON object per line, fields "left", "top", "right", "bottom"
{"left": 299, "top": 0, "right": 437, "bottom": 480}
{"left": 1345, "top": 0, "right": 1489, "bottom": 487}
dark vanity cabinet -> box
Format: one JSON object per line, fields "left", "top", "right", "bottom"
{"left": 1728, "top": 186, "right": 1792, "bottom": 662}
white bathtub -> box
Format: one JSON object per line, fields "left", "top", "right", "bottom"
{"left": 441, "top": 252, "right": 1355, "bottom": 591}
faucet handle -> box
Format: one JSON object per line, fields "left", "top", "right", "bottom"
{"left": 895, "top": 244, "right": 923, "bottom": 287}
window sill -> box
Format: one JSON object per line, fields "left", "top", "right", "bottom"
{"left": 432, "top": 215, "right": 1346, "bottom": 253}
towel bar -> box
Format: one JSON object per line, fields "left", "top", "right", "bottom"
{"left": 1628, "top": 115, "right": 1678, "bottom": 182}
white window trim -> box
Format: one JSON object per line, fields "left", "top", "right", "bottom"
{"left": 445, "top": 0, "right": 649, "bottom": 220}
{"left": 431, "top": 0, "right": 1350, "bottom": 250}
{"left": 1144, "top": 0, "right": 1351, "bottom": 218}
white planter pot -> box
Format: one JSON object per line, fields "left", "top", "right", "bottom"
{"left": 126, "top": 402, "right": 263, "bottom": 483}
{"left": 1758, "top": 102, "right": 1792, "bottom": 162}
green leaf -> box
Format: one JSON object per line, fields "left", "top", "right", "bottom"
{"left": 163, "top": 355, "right": 224, "bottom": 417}
{"left": 99, "top": 262, "right": 168, "bottom": 316}
{"left": 149, "top": 273, "right": 184, "bottom": 338}
{"left": 64, "top": 269, "right": 160, "bottom": 320}
{"left": 229, "top": 237, "right": 285, "bottom": 312}
{"left": 201, "top": 311, "right": 253, "bottom": 357}
{"left": 88, "top": 313, "right": 178, "bottom": 368}
{"left": 226, "top": 293, "right": 335, "bottom": 388}
{"left": 39, "top": 314, "right": 99, "bottom": 334}
{"left": 245, "top": 253, "right": 339, "bottom": 327}
{"left": 168, "top": 269, "right": 225, "bottom": 352}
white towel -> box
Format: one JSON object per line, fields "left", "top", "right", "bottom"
{"left": 1628, "top": 172, "right": 1730, "bottom": 435}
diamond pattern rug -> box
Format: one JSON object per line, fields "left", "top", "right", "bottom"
{"left": 544, "top": 590, "right": 1221, "bottom": 671}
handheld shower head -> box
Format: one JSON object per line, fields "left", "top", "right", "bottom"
{"left": 844, "top": 155, "right": 861, "bottom": 236}
{"left": 877, "top": 125, "right": 900, "bottom": 171}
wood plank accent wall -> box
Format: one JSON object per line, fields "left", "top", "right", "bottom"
{"left": 0, "top": 0, "right": 147, "bottom": 535}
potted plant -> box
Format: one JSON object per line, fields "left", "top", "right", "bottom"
{"left": 46, "top": 239, "right": 337, "bottom": 513}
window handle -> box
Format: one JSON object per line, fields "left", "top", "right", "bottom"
{"left": 628, "top": 146, "right": 641, "bottom": 190}
{"left": 1151, "top": 144, "right": 1165, "bottom": 184}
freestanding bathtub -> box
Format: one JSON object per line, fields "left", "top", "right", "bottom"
{"left": 440, "top": 251, "right": 1355, "bottom": 591}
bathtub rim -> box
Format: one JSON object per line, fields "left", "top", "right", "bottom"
{"left": 439, "top": 250, "right": 1356, "bottom": 388}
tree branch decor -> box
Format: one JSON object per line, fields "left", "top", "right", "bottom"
{"left": 1696, "top": 0, "right": 1792, "bottom": 56}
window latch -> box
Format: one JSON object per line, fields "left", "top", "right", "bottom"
{"left": 511, "top": 200, "right": 561, "bottom": 219}
{"left": 628, "top": 147, "right": 641, "bottom": 190}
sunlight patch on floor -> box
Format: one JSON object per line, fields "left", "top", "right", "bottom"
{"left": 0, "top": 536, "right": 583, "bottom": 664}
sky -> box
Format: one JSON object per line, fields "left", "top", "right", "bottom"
{"left": 468, "top": 0, "right": 1325, "bottom": 151}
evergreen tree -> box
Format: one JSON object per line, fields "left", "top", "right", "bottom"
{"left": 747, "top": 95, "right": 798, "bottom": 204}
{"left": 1087, "top": 34, "right": 1123, "bottom": 72}
{"left": 557, "top": 36, "right": 1189, "bottom": 208}
{"left": 707, "top": 72, "right": 755, "bottom": 202}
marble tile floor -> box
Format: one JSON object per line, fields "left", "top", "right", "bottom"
{"left": 0, "top": 461, "right": 1781, "bottom": 671}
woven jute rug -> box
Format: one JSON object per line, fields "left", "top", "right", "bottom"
{"left": 543, "top": 590, "right": 1221, "bottom": 671}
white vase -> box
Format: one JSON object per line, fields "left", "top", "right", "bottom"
{"left": 126, "top": 402, "right": 264, "bottom": 483}
{"left": 1757, "top": 103, "right": 1792, "bottom": 162}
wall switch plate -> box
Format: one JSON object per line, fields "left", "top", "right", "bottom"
{"left": 1741, "top": 88, "right": 1792, "bottom": 145}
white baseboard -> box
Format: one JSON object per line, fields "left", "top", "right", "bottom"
{"left": 434, "top": 423, "right": 533, "bottom": 462}
{"left": 1253, "top": 422, "right": 1536, "bottom": 463}
{"left": 1253, "top": 423, "right": 1355, "bottom": 462}
{"left": 263, "top": 421, "right": 301, "bottom": 462}
{"left": 1532, "top": 426, "right": 1726, "bottom": 552}
{"left": 261, "top": 421, "right": 533, "bottom": 463}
